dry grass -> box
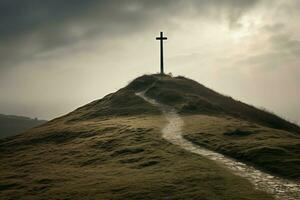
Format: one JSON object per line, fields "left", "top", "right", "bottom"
{"left": 2, "top": 74, "right": 297, "bottom": 199}
{"left": 136, "top": 74, "right": 300, "bottom": 134}
{"left": 0, "top": 115, "right": 273, "bottom": 200}
{"left": 182, "top": 115, "right": 300, "bottom": 180}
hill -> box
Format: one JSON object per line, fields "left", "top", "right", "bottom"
{"left": 0, "top": 114, "right": 46, "bottom": 139}
{"left": 0, "top": 74, "right": 299, "bottom": 199}
{"left": 51, "top": 74, "right": 300, "bottom": 133}
{"left": 130, "top": 74, "right": 300, "bottom": 134}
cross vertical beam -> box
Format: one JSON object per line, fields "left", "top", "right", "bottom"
{"left": 156, "top": 32, "right": 167, "bottom": 74}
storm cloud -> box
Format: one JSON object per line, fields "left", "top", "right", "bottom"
{"left": 0, "top": 0, "right": 299, "bottom": 124}
{"left": 0, "top": 0, "right": 261, "bottom": 68}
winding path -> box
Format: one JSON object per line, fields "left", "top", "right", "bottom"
{"left": 136, "top": 91, "right": 300, "bottom": 200}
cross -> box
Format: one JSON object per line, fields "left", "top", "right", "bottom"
{"left": 156, "top": 32, "right": 167, "bottom": 74}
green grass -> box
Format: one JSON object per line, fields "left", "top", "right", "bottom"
{"left": 0, "top": 116, "right": 273, "bottom": 200}
{"left": 182, "top": 114, "right": 300, "bottom": 180}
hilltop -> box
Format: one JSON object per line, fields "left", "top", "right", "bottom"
{"left": 0, "top": 74, "right": 299, "bottom": 199}
{"left": 131, "top": 74, "right": 300, "bottom": 133}
{"left": 50, "top": 74, "right": 299, "bottom": 133}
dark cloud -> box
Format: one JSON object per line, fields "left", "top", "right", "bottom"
{"left": 236, "top": 31, "right": 300, "bottom": 70}
{"left": 2, "top": 0, "right": 300, "bottom": 123}
{"left": 270, "top": 34, "right": 300, "bottom": 55}
{"left": 0, "top": 0, "right": 261, "bottom": 69}
{"left": 262, "top": 23, "right": 285, "bottom": 33}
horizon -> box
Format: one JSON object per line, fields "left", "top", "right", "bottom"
{"left": 0, "top": 0, "right": 300, "bottom": 124}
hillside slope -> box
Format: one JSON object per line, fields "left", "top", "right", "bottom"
{"left": 133, "top": 74, "right": 300, "bottom": 134}
{"left": 51, "top": 74, "right": 300, "bottom": 134}
{"left": 0, "top": 115, "right": 273, "bottom": 200}
{"left": 0, "top": 74, "right": 299, "bottom": 199}
{"left": 0, "top": 114, "right": 46, "bottom": 139}
{"left": 135, "top": 75, "right": 300, "bottom": 179}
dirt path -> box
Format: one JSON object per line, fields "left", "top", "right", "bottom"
{"left": 136, "top": 92, "right": 300, "bottom": 200}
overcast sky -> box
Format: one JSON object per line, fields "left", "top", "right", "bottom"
{"left": 0, "top": 0, "right": 299, "bottom": 124}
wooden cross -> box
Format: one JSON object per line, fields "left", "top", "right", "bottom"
{"left": 156, "top": 32, "right": 167, "bottom": 74}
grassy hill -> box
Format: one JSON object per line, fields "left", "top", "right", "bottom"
{"left": 0, "top": 74, "right": 299, "bottom": 199}
{"left": 131, "top": 74, "right": 300, "bottom": 134}
{"left": 0, "top": 114, "right": 46, "bottom": 139}
{"left": 50, "top": 73, "right": 300, "bottom": 133}
{"left": 183, "top": 115, "right": 300, "bottom": 180}
{"left": 129, "top": 74, "right": 300, "bottom": 180}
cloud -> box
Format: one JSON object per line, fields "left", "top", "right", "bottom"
{"left": 0, "top": 0, "right": 261, "bottom": 69}
{"left": 262, "top": 23, "right": 285, "bottom": 33}
{"left": 1, "top": 0, "right": 300, "bottom": 123}
{"left": 270, "top": 34, "right": 300, "bottom": 55}
{"left": 236, "top": 26, "right": 300, "bottom": 71}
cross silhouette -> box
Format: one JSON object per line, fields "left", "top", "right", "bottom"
{"left": 156, "top": 32, "right": 167, "bottom": 74}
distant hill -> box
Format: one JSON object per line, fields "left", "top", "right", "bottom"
{"left": 0, "top": 114, "right": 46, "bottom": 138}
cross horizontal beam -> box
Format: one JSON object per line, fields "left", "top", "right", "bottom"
{"left": 156, "top": 37, "right": 167, "bottom": 40}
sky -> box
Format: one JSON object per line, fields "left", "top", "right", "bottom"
{"left": 0, "top": 0, "right": 299, "bottom": 124}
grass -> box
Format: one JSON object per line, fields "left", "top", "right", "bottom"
{"left": 137, "top": 74, "right": 300, "bottom": 134}
{"left": 182, "top": 114, "right": 300, "bottom": 180}
{"left": 0, "top": 115, "right": 273, "bottom": 200}
{"left": 1, "top": 73, "right": 298, "bottom": 199}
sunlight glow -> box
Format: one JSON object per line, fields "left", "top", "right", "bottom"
{"left": 230, "top": 14, "right": 263, "bottom": 41}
